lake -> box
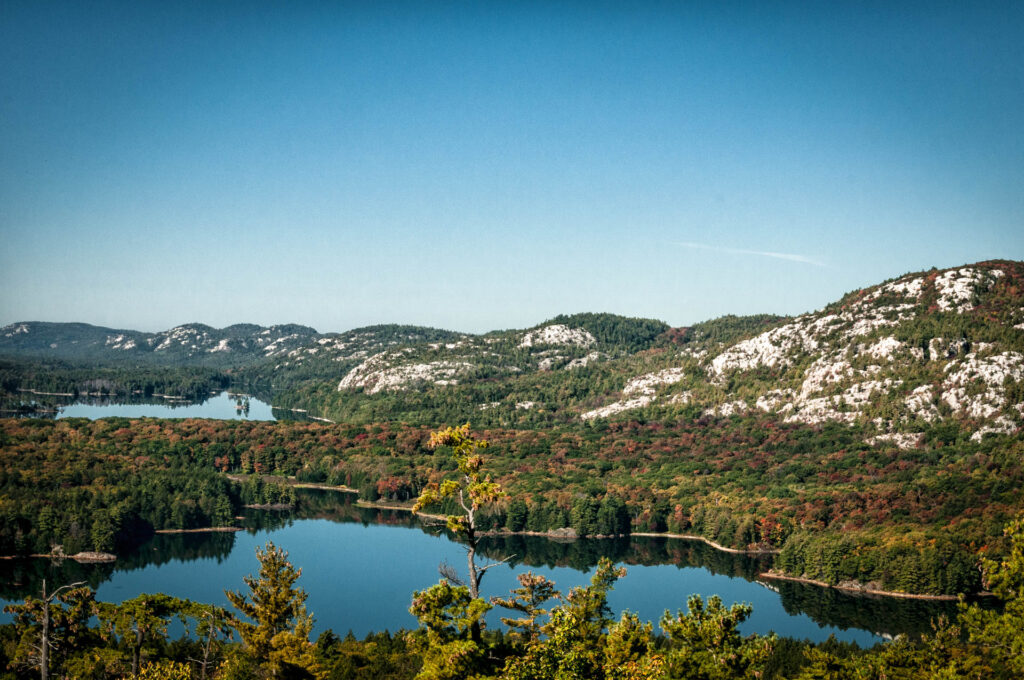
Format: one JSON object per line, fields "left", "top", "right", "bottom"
{"left": 41, "top": 391, "right": 281, "bottom": 420}
{"left": 0, "top": 492, "right": 959, "bottom": 646}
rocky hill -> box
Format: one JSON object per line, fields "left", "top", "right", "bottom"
{"left": 0, "top": 321, "right": 322, "bottom": 369}
{"left": 264, "top": 261, "right": 1024, "bottom": 446}
{"left": 5, "top": 261, "right": 1023, "bottom": 446}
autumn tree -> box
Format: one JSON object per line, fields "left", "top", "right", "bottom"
{"left": 940, "top": 513, "right": 1024, "bottom": 678}
{"left": 414, "top": 425, "right": 505, "bottom": 617}
{"left": 181, "top": 602, "right": 235, "bottom": 679}
{"left": 225, "top": 541, "right": 321, "bottom": 679}
{"left": 413, "top": 424, "right": 507, "bottom": 603}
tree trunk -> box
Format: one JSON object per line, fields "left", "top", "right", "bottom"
{"left": 200, "top": 616, "right": 215, "bottom": 679}
{"left": 132, "top": 627, "right": 143, "bottom": 678}
{"left": 40, "top": 581, "right": 49, "bottom": 680}
{"left": 466, "top": 537, "right": 483, "bottom": 643}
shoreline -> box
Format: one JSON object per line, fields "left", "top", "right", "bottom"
{"left": 292, "top": 482, "right": 358, "bottom": 493}
{"left": 0, "top": 551, "right": 117, "bottom": 563}
{"left": 155, "top": 526, "right": 243, "bottom": 534}
{"left": 224, "top": 474, "right": 972, "bottom": 601}
{"left": 757, "top": 570, "right": 964, "bottom": 601}
{"left": 631, "top": 531, "right": 779, "bottom": 555}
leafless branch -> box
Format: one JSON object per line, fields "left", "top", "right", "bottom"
{"left": 478, "top": 555, "right": 516, "bottom": 574}
{"left": 438, "top": 561, "right": 465, "bottom": 586}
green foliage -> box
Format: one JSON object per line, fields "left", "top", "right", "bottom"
{"left": 490, "top": 572, "right": 559, "bottom": 642}
{"left": 96, "top": 593, "right": 190, "bottom": 678}
{"left": 3, "top": 582, "right": 96, "bottom": 679}
{"left": 225, "top": 541, "right": 321, "bottom": 679}
{"left": 408, "top": 580, "right": 492, "bottom": 680}
{"left": 660, "top": 595, "right": 770, "bottom": 680}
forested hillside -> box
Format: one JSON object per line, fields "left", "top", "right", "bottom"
{"left": 3, "top": 416, "right": 1021, "bottom": 596}
{"left": 2, "top": 261, "right": 1023, "bottom": 598}
{"left": 0, "top": 322, "right": 321, "bottom": 368}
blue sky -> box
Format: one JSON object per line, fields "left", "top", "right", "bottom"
{"left": 2, "top": 1, "right": 1022, "bottom": 334}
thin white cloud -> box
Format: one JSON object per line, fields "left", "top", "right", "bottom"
{"left": 672, "top": 241, "right": 826, "bottom": 268}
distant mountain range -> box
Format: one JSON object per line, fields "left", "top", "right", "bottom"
{"left": 4, "top": 259, "right": 1024, "bottom": 445}
{"left": 0, "top": 321, "right": 322, "bottom": 368}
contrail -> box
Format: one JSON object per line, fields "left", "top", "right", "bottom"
{"left": 672, "top": 241, "right": 826, "bottom": 267}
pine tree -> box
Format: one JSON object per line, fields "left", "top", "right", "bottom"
{"left": 225, "top": 541, "right": 321, "bottom": 678}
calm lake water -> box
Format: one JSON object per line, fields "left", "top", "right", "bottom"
{"left": 53, "top": 391, "right": 279, "bottom": 420}
{"left": 0, "top": 492, "right": 958, "bottom": 646}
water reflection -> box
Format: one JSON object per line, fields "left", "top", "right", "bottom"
{"left": 0, "top": 488, "right": 976, "bottom": 641}
{"left": 0, "top": 391, "right": 295, "bottom": 421}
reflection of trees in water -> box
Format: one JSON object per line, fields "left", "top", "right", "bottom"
{"left": 2, "top": 487, "right": 971, "bottom": 642}
{"left": 474, "top": 535, "right": 771, "bottom": 580}
{"left": 286, "top": 488, "right": 418, "bottom": 528}
{"left": 0, "top": 532, "right": 238, "bottom": 601}
{"left": 770, "top": 579, "right": 983, "bottom": 639}
{"left": 0, "top": 558, "right": 114, "bottom": 600}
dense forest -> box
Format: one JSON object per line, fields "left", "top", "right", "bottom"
{"left": 2, "top": 468, "right": 1022, "bottom": 679}
{"left": 1, "top": 261, "right": 1023, "bottom": 678}
{"left": 0, "top": 360, "right": 230, "bottom": 412}
{"left": 2, "top": 417, "right": 1021, "bottom": 596}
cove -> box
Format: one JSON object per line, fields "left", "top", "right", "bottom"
{"left": 0, "top": 493, "right": 960, "bottom": 647}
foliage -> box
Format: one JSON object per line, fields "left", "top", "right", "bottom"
{"left": 96, "top": 593, "right": 190, "bottom": 678}
{"left": 225, "top": 542, "right": 321, "bottom": 679}
{"left": 489, "top": 572, "right": 559, "bottom": 642}
{"left": 408, "top": 580, "right": 492, "bottom": 680}
{"left": 3, "top": 582, "right": 96, "bottom": 679}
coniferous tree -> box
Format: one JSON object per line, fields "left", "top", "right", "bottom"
{"left": 225, "top": 541, "right": 321, "bottom": 679}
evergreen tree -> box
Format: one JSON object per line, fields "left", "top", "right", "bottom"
{"left": 225, "top": 541, "right": 321, "bottom": 679}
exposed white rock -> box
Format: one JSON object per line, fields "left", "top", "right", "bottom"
{"left": 702, "top": 400, "right": 748, "bottom": 418}
{"left": 478, "top": 402, "right": 501, "bottom": 411}
{"left": 565, "top": 351, "right": 604, "bottom": 369}
{"left": 941, "top": 351, "right": 1024, "bottom": 419}
{"left": 519, "top": 325, "right": 596, "bottom": 349}
{"left": 338, "top": 353, "right": 473, "bottom": 394}
{"left": 756, "top": 389, "right": 796, "bottom": 412}
{"left": 864, "top": 336, "right": 903, "bottom": 361}
{"left": 578, "top": 368, "right": 688, "bottom": 420}
{"left": 932, "top": 338, "right": 974, "bottom": 361}
{"left": 971, "top": 415, "right": 1019, "bottom": 442}
{"left": 935, "top": 267, "right": 1003, "bottom": 313}
{"left": 581, "top": 396, "right": 655, "bottom": 420}
{"left": 800, "top": 355, "right": 854, "bottom": 398}
{"left": 843, "top": 306, "right": 915, "bottom": 339}
{"left": 866, "top": 433, "right": 922, "bottom": 449}
{"left": 209, "top": 339, "right": 232, "bottom": 353}
{"left": 784, "top": 379, "right": 901, "bottom": 425}
{"left": 623, "top": 367, "right": 688, "bottom": 396}
{"left": 904, "top": 385, "right": 939, "bottom": 422}
{"left": 865, "top": 276, "right": 925, "bottom": 301}
{"left": 2, "top": 323, "right": 30, "bottom": 336}
{"left": 537, "top": 356, "right": 562, "bottom": 371}
{"left": 516, "top": 401, "right": 537, "bottom": 410}
{"left": 709, "top": 320, "right": 818, "bottom": 377}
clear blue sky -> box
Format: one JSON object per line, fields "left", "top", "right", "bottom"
{"left": 2, "top": 1, "right": 1022, "bottom": 334}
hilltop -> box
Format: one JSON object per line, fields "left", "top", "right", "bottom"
{"left": 4, "top": 261, "right": 1024, "bottom": 447}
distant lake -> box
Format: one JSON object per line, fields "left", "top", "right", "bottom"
{"left": 49, "top": 391, "right": 280, "bottom": 420}
{"left": 0, "top": 491, "right": 961, "bottom": 646}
